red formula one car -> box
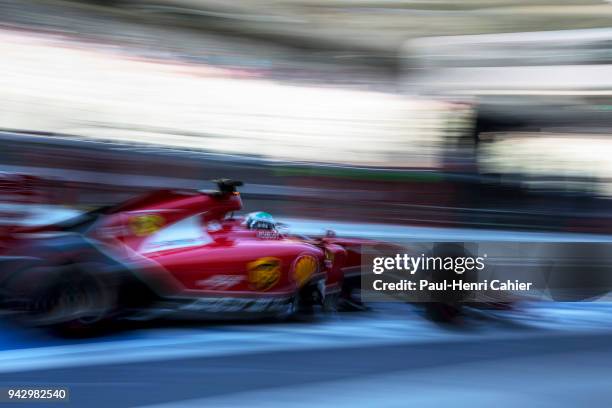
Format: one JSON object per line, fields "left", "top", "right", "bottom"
{"left": 0, "top": 179, "right": 377, "bottom": 330}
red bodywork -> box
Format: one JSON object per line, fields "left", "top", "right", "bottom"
{"left": 1, "top": 180, "right": 375, "bottom": 319}
{"left": 90, "top": 189, "right": 344, "bottom": 300}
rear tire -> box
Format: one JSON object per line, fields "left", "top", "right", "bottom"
{"left": 13, "top": 265, "right": 115, "bottom": 335}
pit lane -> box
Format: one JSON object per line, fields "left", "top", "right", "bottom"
{"left": 1, "top": 302, "right": 612, "bottom": 407}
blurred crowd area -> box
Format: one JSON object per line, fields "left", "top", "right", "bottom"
{"left": 1, "top": 0, "right": 612, "bottom": 232}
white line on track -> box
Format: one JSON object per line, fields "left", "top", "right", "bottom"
{"left": 1, "top": 304, "right": 612, "bottom": 374}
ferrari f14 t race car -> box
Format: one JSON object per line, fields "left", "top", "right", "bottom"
{"left": 0, "top": 179, "right": 385, "bottom": 330}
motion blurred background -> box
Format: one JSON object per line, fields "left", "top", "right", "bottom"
{"left": 1, "top": 0, "right": 611, "bottom": 233}
{"left": 1, "top": 1, "right": 612, "bottom": 407}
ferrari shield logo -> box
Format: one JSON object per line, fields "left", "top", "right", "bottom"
{"left": 129, "top": 214, "right": 165, "bottom": 236}
{"left": 247, "top": 257, "right": 281, "bottom": 291}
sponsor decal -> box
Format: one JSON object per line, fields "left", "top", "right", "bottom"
{"left": 294, "top": 255, "right": 318, "bottom": 287}
{"left": 247, "top": 257, "right": 281, "bottom": 291}
{"left": 180, "top": 296, "right": 292, "bottom": 313}
{"left": 129, "top": 214, "right": 165, "bottom": 236}
{"left": 196, "top": 275, "right": 245, "bottom": 290}
{"left": 256, "top": 230, "right": 279, "bottom": 239}
{"left": 324, "top": 249, "right": 335, "bottom": 269}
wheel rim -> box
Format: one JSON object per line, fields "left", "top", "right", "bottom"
{"left": 27, "top": 273, "right": 106, "bottom": 326}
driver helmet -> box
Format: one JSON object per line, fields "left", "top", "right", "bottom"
{"left": 245, "top": 211, "right": 276, "bottom": 230}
